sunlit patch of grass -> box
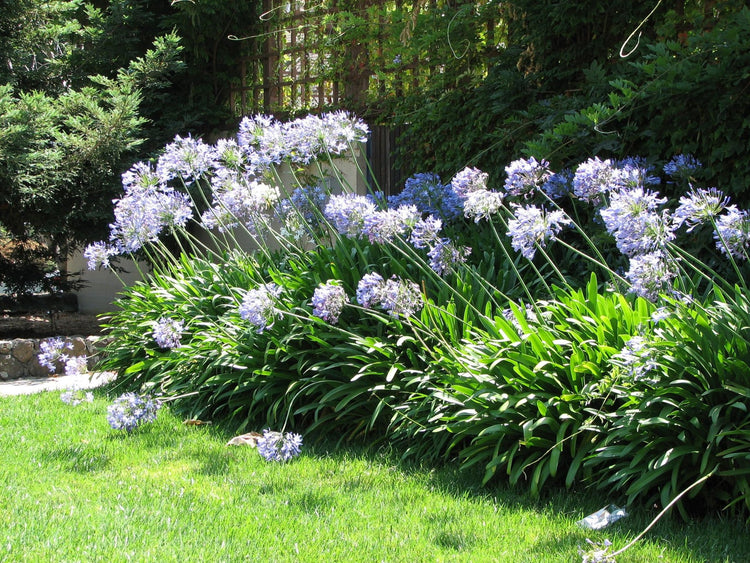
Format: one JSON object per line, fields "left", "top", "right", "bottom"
{"left": 1, "top": 390, "right": 748, "bottom": 562}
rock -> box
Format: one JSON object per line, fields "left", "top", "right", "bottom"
{"left": 11, "top": 339, "right": 35, "bottom": 363}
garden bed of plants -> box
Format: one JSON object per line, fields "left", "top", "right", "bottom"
{"left": 83, "top": 111, "right": 750, "bottom": 535}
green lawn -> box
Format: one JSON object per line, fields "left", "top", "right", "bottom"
{"left": 0, "top": 389, "right": 747, "bottom": 562}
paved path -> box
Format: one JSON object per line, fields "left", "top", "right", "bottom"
{"left": 0, "top": 371, "right": 116, "bottom": 397}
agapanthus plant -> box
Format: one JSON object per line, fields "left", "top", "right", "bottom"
{"left": 38, "top": 337, "right": 74, "bottom": 373}
{"left": 256, "top": 429, "right": 303, "bottom": 462}
{"left": 107, "top": 392, "right": 161, "bottom": 432}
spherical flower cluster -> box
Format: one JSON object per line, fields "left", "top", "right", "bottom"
{"left": 663, "top": 154, "right": 702, "bottom": 180}
{"left": 361, "top": 205, "right": 420, "bottom": 244}
{"left": 64, "top": 356, "right": 89, "bottom": 377}
{"left": 152, "top": 317, "right": 184, "bottom": 349}
{"left": 541, "top": 170, "right": 572, "bottom": 200}
{"left": 311, "top": 280, "right": 348, "bottom": 324}
{"left": 673, "top": 187, "right": 731, "bottom": 232}
{"left": 237, "top": 111, "right": 368, "bottom": 170}
{"left": 239, "top": 283, "right": 283, "bottom": 333}
{"left": 409, "top": 216, "right": 443, "bottom": 249}
{"left": 714, "top": 206, "right": 750, "bottom": 260}
{"left": 450, "top": 167, "right": 488, "bottom": 198}
{"left": 256, "top": 429, "right": 303, "bottom": 462}
{"left": 611, "top": 335, "right": 660, "bottom": 382}
{"left": 462, "top": 189, "right": 505, "bottom": 223}
{"left": 506, "top": 204, "right": 572, "bottom": 259}
{"left": 38, "top": 337, "right": 73, "bottom": 373}
{"left": 201, "top": 179, "right": 280, "bottom": 234}
{"left": 109, "top": 182, "right": 193, "bottom": 253}
{"left": 503, "top": 157, "right": 552, "bottom": 198}
{"left": 427, "top": 239, "right": 471, "bottom": 276}
{"left": 156, "top": 134, "right": 216, "bottom": 185}
{"left": 83, "top": 241, "right": 118, "bottom": 270}
{"left": 625, "top": 251, "right": 678, "bottom": 301}
{"left": 324, "top": 194, "right": 377, "bottom": 238}
{"left": 107, "top": 393, "right": 161, "bottom": 432}
{"left": 572, "top": 157, "right": 618, "bottom": 204}
{"left": 356, "top": 273, "right": 423, "bottom": 318}
{"left": 616, "top": 157, "right": 661, "bottom": 188}
{"left": 388, "top": 173, "right": 463, "bottom": 222}
{"left": 599, "top": 187, "right": 672, "bottom": 257}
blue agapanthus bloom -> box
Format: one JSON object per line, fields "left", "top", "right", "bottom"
{"left": 152, "top": 317, "right": 184, "bottom": 349}
{"left": 599, "top": 187, "right": 673, "bottom": 257}
{"left": 714, "top": 205, "right": 750, "bottom": 260}
{"left": 311, "top": 280, "right": 348, "bottom": 324}
{"left": 506, "top": 204, "right": 572, "bottom": 259}
{"left": 38, "top": 337, "right": 73, "bottom": 373}
{"left": 324, "top": 194, "right": 377, "bottom": 238}
{"left": 107, "top": 393, "right": 161, "bottom": 432}
{"left": 356, "top": 272, "right": 385, "bottom": 308}
{"left": 239, "top": 283, "right": 283, "bottom": 333}
{"left": 625, "top": 251, "right": 678, "bottom": 301}
{"left": 256, "top": 429, "right": 303, "bottom": 462}
{"left": 674, "top": 187, "right": 730, "bottom": 231}
{"left": 664, "top": 154, "right": 702, "bottom": 180}
{"left": 388, "top": 173, "right": 463, "bottom": 222}
{"left": 427, "top": 238, "right": 471, "bottom": 276}
{"left": 503, "top": 157, "right": 552, "bottom": 198}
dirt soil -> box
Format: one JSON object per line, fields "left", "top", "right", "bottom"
{"left": 0, "top": 312, "right": 105, "bottom": 338}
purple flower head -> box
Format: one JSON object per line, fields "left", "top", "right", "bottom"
{"left": 674, "top": 187, "right": 731, "bottom": 231}
{"left": 626, "top": 251, "right": 678, "bottom": 301}
{"left": 324, "top": 194, "right": 377, "bottom": 238}
{"left": 503, "top": 157, "right": 552, "bottom": 198}
{"left": 38, "top": 337, "right": 73, "bottom": 373}
{"left": 616, "top": 157, "right": 661, "bottom": 188}
{"left": 156, "top": 134, "right": 216, "bottom": 185}
{"left": 256, "top": 429, "right": 303, "bottom": 462}
{"left": 152, "top": 317, "right": 184, "bottom": 349}
{"left": 599, "top": 187, "right": 673, "bottom": 256}
{"left": 107, "top": 392, "right": 161, "bottom": 432}
{"left": 277, "top": 185, "right": 329, "bottom": 239}
{"left": 83, "top": 241, "right": 118, "bottom": 270}
{"left": 122, "top": 162, "right": 161, "bottom": 194}
{"left": 109, "top": 186, "right": 193, "bottom": 253}
{"left": 541, "top": 169, "right": 572, "bottom": 200}
{"left": 427, "top": 238, "right": 471, "bottom": 276}
{"left": 362, "top": 205, "right": 420, "bottom": 244}
{"left": 450, "top": 167, "right": 489, "bottom": 199}
{"left": 64, "top": 356, "right": 88, "bottom": 377}
{"left": 506, "top": 204, "right": 572, "bottom": 259}
{"left": 388, "top": 173, "right": 463, "bottom": 222}
{"left": 211, "top": 138, "right": 252, "bottom": 179}
{"left": 611, "top": 335, "right": 660, "bottom": 382}
{"left": 60, "top": 389, "right": 94, "bottom": 406}
{"left": 664, "top": 154, "right": 702, "bottom": 180}
{"left": 379, "top": 277, "right": 424, "bottom": 318}
{"left": 714, "top": 205, "right": 750, "bottom": 260}
{"left": 462, "top": 190, "right": 504, "bottom": 222}
{"left": 201, "top": 178, "right": 279, "bottom": 234}
{"left": 311, "top": 280, "right": 348, "bottom": 324}
{"left": 356, "top": 272, "right": 385, "bottom": 308}
{"left": 573, "top": 157, "right": 618, "bottom": 204}
{"left": 409, "top": 216, "right": 443, "bottom": 249}
{"left": 239, "top": 283, "right": 283, "bottom": 333}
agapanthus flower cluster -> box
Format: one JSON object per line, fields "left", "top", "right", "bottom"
{"left": 450, "top": 167, "right": 488, "bottom": 198}
{"left": 312, "top": 280, "right": 348, "bottom": 323}
{"left": 388, "top": 173, "right": 463, "bottom": 222}
{"left": 504, "top": 157, "right": 552, "bottom": 198}
{"left": 38, "top": 337, "right": 73, "bottom": 373}
{"left": 462, "top": 189, "right": 505, "bottom": 223}
{"left": 239, "top": 283, "right": 283, "bottom": 333}
{"left": 506, "top": 204, "right": 573, "bottom": 260}
{"left": 673, "top": 187, "right": 730, "bottom": 231}
{"left": 615, "top": 157, "right": 661, "bottom": 188}
{"left": 714, "top": 206, "right": 750, "bottom": 260}
{"left": 664, "top": 153, "right": 702, "bottom": 180}
{"left": 361, "top": 205, "right": 421, "bottom": 244}
{"left": 109, "top": 163, "right": 193, "bottom": 253}
{"left": 152, "top": 317, "right": 184, "bottom": 349}
{"left": 156, "top": 134, "right": 216, "bottom": 185}
{"left": 64, "top": 356, "right": 88, "bottom": 377}
{"left": 276, "top": 185, "right": 329, "bottom": 240}
{"left": 60, "top": 388, "right": 94, "bottom": 406}
{"left": 599, "top": 187, "right": 673, "bottom": 256}
{"left": 572, "top": 157, "right": 618, "bottom": 204}
{"left": 356, "top": 272, "right": 423, "bottom": 318}
{"left": 427, "top": 238, "right": 471, "bottom": 276}
{"left": 237, "top": 111, "right": 368, "bottom": 169}
{"left": 200, "top": 179, "right": 280, "bottom": 234}
{"left": 409, "top": 216, "right": 443, "bottom": 249}
{"left": 625, "top": 251, "right": 678, "bottom": 301}
{"left": 106, "top": 392, "right": 161, "bottom": 432}
{"left": 83, "top": 241, "right": 118, "bottom": 270}
{"left": 324, "top": 194, "right": 377, "bottom": 238}
{"left": 256, "top": 429, "right": 303, "bottom": 462}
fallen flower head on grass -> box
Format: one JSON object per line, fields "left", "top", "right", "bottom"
{"left": 107, "top": 392, "right": 162, "bottom": 432}
{"left": 256, "top": 429, "right": 303, "bottom": 462}
{"left": 60, "top": 389, "right": 94, "bottom": 406}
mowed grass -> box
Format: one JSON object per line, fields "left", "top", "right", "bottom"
{"left": 1, "top": 389, "right": 748, "bottom": 562}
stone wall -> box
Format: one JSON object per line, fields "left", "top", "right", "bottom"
{"left": 0, "top": 336, "right": 106, "bottom": 380}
